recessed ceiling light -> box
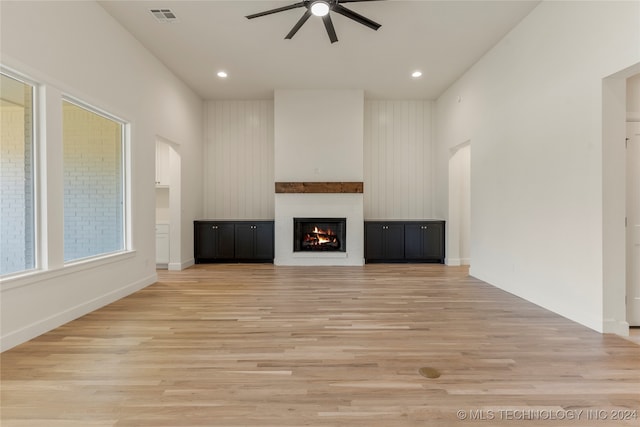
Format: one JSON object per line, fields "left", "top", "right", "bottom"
{"left": 412, "top": 71, "right": 423, "bottom": 78}
{"left": 217, "top": 71, "right": 228, "bottom": 78}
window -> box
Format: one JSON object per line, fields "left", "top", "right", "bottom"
{"left": 63, "top": 99, "right": 126, "bottom": 262}
{"left": 0, "top": 72, "right": 36, "bottom": 276}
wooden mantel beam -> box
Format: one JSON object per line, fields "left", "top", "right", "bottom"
{"left": 275, "top": 182, "right": 363, "bottom": 194}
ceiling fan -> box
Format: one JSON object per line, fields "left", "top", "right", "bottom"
{"left": 245, "top": 0, "right": 383, "bottom": 44}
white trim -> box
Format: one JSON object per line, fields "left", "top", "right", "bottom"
{"left": 603, "top": 318, "right": 630, "bottom": 336}
{"left": 0, "top": 67, "right": 40, "bottom": 278}
{"left": 0, "top": 250, "right": 136, "bottom": 291}
{"left": 168, "top": 258, "right": 194, "bottom": 271}
{"left": 446, "top": 258, "right": 462, "bottom": 266}
{"left": 627, "top": 112, "right": 640, "bottom": 122}
{"left": 60, "top": 97, "right": 131, "bottom": 263}
{"left": 0, "top": 272, "right": 156, "bottom": 352}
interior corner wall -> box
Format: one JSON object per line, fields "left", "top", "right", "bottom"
{"left": 0, "top": 1, "right": 203, "bottom": 351}
{"left": 435, "top": 1, "right": 640, "bottom": 332}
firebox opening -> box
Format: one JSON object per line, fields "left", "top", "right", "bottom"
{"left": 294, "top": 218, "right": 346, "bottom": 252}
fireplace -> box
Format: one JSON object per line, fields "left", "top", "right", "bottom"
{"left": 293, "top": 218, "right": 346, "bottom": 252}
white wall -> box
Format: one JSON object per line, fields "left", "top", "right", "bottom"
{"left": 435, "top": 1, "right": 640, "bottom": 332}
{"left": 204, "top": 101, "right": 274, "bottom": 219}
{"left": 629, "top": 74, "right": 640, "bottom": 121}
{"left": 275, "top": 90, "right": 364, "bottom": 182}
{"left": 0, "top": 1, "right": 203, "bottom": 350}
{"left": 364, "top": 100, "right": 434, "bottom": 220}
{"left": 203, "top": 98, "right": 436, "bottom": 222}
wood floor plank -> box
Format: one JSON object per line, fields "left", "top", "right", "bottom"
{"left": 1, "top": 264, "right": 639, "bottom": 426}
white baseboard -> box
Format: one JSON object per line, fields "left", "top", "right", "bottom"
{"left": 603, "top": 318, "right": 630, "bottom": 336}
{"left": 446, "top": 258, "right": 470, "bottom": 266}
{"left": 0, "top": 273, "right": 157, "bottom": 352}
{"left": 169, "top": 258, "right": 194, "bottom": 271}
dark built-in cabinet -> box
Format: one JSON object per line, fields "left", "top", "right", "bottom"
{"left": 234, "top": 223, "right": 274, "bottom": 260}
{"left": 194, "top": 221, "right": 235, "bottom": 261}
{"left": 404, "top": 222, "right": 445, "bottom": 262}
{"left": 365, "top": 220, "right": 445, "bottom": 263}
{"left": 194, "top": 220, "right": 274, "bottom": 263}
{"left": 365, "top": 222, "right": 405, "bottom": 261}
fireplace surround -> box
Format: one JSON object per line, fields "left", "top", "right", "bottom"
{"left": 274, "top": 89, "right": 365, "bottom": 266}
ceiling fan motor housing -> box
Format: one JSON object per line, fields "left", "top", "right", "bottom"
{"left": 246, "top": 0, "right": 383, "bottom": 43}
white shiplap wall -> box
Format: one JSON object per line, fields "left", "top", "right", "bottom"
{"left": 364, "top": 100, "right": 434, "bottom": 220}
{"left": 204, "top": 101, "right": 274, "bottom": 219}
{"left": 204, "top": 99, "right": 434, "bottom": 221}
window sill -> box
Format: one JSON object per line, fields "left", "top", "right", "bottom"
{"left": 0, "top": 250, "right": 137, "bottom": 291}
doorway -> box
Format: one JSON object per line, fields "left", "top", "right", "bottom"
{"left": 627, "top": 120, "right": 640, "bottom": 326}
{"left": 603, "top": 65, "right": 640, "bottom": 335}
{"left": 155, "top": 137, "right": 182, "bottom": 270}
{"left": 447, "top": 141, "right": 471, "bottom": 266}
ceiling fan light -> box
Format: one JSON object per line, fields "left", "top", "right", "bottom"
{"left": 311, "top": 1, "right": 330, "bottom": 17}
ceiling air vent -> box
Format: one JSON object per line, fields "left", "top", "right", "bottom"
{"left": 150, "top": 9, "right": 178, "bottom": 23}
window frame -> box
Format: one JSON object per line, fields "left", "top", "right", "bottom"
{"left": 61, "top": 95, "right": 130, "bottom": 265}
{"left": 0, "top": 67, "right": 40, "bottom": 278}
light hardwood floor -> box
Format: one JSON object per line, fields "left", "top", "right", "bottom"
{"left": 2, "top": 264, "right": 639, "bottom": 426}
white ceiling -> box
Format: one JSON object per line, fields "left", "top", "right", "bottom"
{"left": 99, "top": 0, "right": 540, "bottom": 100}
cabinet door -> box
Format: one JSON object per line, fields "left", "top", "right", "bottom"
{"left": 404, "top": 224, "right": 424, "bottom": 259}
{"left": 365, "top": 223, "right": 404, "bottom": 260}
{"left": 195, "top": 222, "right": 217, "bottom": 259}
{"left": 195, "top": 222, "right": 234, "bottom": 260}
{"left": 405, "top": 222, "right": 444, "bottom": 261}
{"left": 254, "top": 223, "right": 274, "bottom": 260}
{"left": 156, "top": 233, "right": 169, "bottom": 264}
{"left": 216, "top": 223, "right": 235, "bottom": 258}
{"left": 422, "top": 222, "right": 444, "bottom": 260}
{"left": 384, "top": 224, "right": 405, "bottom": 260}
{"left": 365, "top": 223, "right": 385, "bottom": 259}
{"left": 234, "top": 224, "right": 255, "bottom": 259}
{"left": 155, "top": 141, "right": 170, "bottom": 186}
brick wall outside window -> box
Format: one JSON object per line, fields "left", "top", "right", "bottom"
{"left": 0, "top": 84, "right": 35, "bottom": 276}
{"left": 63, "top": 101, "right": 124, "bottom": 262}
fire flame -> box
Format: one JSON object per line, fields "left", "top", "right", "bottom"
{"left": 312, "top": 226, "right": 335, "bottom": 236}
{"left": 304, "top": 226, "right": 338, "bottom": 246}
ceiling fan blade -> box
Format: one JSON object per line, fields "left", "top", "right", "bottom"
{"left": 246, "top": 2, "right": 305, "bottom": 19}
{"left": 338, "top": 0, "right": 385, "bottom": 3}
{"left": 285, "top": 10, "right": 313, "bottom": 39}
{"left": 332, "top": 4, "right": 381, "bottom": 31}
{"left": 322, "top": 14, "right": 338, "bottom": 43}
